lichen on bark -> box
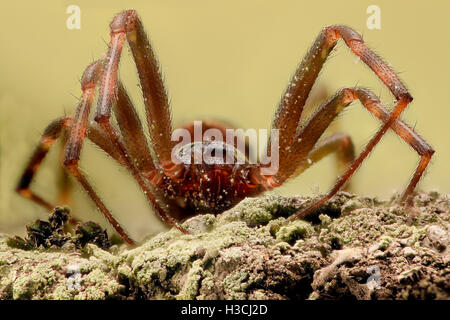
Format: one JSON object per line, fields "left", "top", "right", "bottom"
{"left": 0, "top": 191, "right": 448, "bottom": 300}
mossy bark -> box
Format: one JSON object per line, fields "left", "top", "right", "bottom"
{"left": 0, "top": 191, "right": 448, "bottom": 300}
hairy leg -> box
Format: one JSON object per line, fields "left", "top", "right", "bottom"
{"left": 93, "top": 11, "right": 190, "bottom": 234}
{"left": 114, "top": 81, "right": 189, "bottom": 225}
{"left": 357, "top": 89, "right": 435, "bottom": 203}
{"left": 86, "top": 123, "right": 127, "bottom": 165}
{"left": 290, "top": 133, "right": 355, "bottom": 191}
{"left": 272, "top": 87, "right": 432, "bottom": 221}
{"left": 16, "top": 119, "right": 129, "bottom": 220}
{"left": 61, "top": 60, "right": 135, "bottom": 244}
{"left": 267, "top": 25, "right": 412, "bottom": 182}
{"left": 95, "top": 10, "right": 172, "bottom": 164}
{"left": 16, "top": 117, "right": 73, "bottom": 210}
{"left": 114, "top": 81, "right": 155, "bottom": 173}
{"left": 56, "top": 132, "right": 73, "bottom": 206}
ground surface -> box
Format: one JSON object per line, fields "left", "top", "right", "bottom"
{"left": 0, "top": 191, "right": 448, "bottom": 300}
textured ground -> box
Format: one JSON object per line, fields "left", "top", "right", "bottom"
{"left": 0, "top": 191, "right": 448, "bottom": 300}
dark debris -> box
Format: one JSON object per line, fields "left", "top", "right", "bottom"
{"left": 7, "top": 207, "right": 112, "bottom": 251}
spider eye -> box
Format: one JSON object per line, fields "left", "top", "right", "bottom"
{"left": 174, "top": 141, "right": 247, "bottom": 165}
{"left": 204, "top": 142, "right": 231, "bottom": 165}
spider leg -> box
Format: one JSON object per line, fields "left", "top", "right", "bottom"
{"left": 17, "top": 61, "right": 160, "bottom": 243}
{"left": 15, "top": 118, "right": 126, "bottom": 218}
{"left": 16, "top": 117, "right": 73, "bottom": 210}
{"left": 93, "top": 10, "right": 188, "bottom": 234}
{"left": 61, "top": 60, "right": 136, "bottom": 244}
{"left": 56, "top": 132, "right": 73, "bottom": 206}
{"left": 356, "top": 89, "right": 434, "bottom": 203}
{"left": 267, "top": 25, "right": 412, "bottom": 180}
{"left": 96, "top": 89, "right": 188, "bottom": 235}
{"left": 279, "top": 88, "right": 432, "bottom": 221}
{"left": 57, "top": 129, "right": 122, "bottom": 223}
{"left": 290, "top": 133, "right": 355, "bottom": 191}
{"left": 114, "top": 80, "right": 155, "bottom": 173}
{"left": 95, "top": 10, "right": 172, "bottom": 164}
{"left": 54, "top": 130, "right": 125, "bottom": 229}
{"left": 86, "top": 123, "right": 127, "bottom": 165}
{"left": 114, "top": 81, "right": 188, "bottom": 222}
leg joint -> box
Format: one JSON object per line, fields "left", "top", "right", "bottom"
{"left": 338, "top": 133, "right": 353, "bottom": 147}
{"left": 423, "top": 147, "right": 435, "bottom": 158}
{"left": 63, "top": 158, "right": 78, "bottom": 169}
{"left": 325, "top": 25, "right": 364, "bottom": 45}
{"left": 16, "top": 171, "right": 33, "bottom": 191}
{"left": 399, "top": 92, "right": 414, "bottom": 105}
{"left": 93, "top": 113, "right": 110, "bottom": 124}
{"left": 339, "top": 88, "right": 357, "bottom": 104}
{"left": 110, "top": 10, "right": 137, "bottom": 34}
{"left": 81, "top": 60, "right": 103, "bottom": 91}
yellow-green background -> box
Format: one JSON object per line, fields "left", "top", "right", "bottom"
{"left": 1, "top": 0, "right": 448, "bottom": 240}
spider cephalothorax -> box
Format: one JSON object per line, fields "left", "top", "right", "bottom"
{"left": 17, "top": 10, "right": 434, "bottom": 245}
{"left": 153, "top": 140, "right": 264, "bottom": 214}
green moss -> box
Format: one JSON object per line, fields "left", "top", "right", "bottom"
{"left": 0, "top": 191, "right": 448, "bottom": 300}
{"left": 341, "top": 199, "right": 364, "bottom": 215}
{"left": 319, "top": 214, "right": 332, "bottom": 227}
{"left": 276, "top": 220, "right": 314, "bottom": 245}
{"left": 177, "top": 260, "right": 203, "bottom": 300}
{"left": 221, "top": 194, "right": 302, "bottom": 227}
{"left": 378, "top": 236, "right": 393, "bottom": 250}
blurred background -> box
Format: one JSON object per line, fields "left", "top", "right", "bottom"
{"left": 1, "top": 0, "right": 448, "bottom": 240}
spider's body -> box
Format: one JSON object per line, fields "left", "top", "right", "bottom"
{"left": 150, "top": 141, "right": 264, "bottom": 214}
{"left": 17, "top": 10, "right": 434, "bottom": 245}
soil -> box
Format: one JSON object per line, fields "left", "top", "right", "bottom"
{"left": 0, "top": 191, "right": 448, "bottom": 300}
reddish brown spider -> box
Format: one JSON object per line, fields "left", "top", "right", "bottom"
{"left": 17, "top": 10, "right": 434, "bottom": 245}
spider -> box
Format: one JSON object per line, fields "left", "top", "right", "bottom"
{"left": 17, "top": 10, "right": 434, "bottom": 245}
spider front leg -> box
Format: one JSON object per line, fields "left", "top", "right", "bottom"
{"left": 268, "top": 25, "right": 411, "bottom": 166}
{"left": 16, "top": 63, "right": 136, "bottom": 243}
{"left": 61, "top": 60, "right": 136, "bottom": 244}
{"left": 276, "top": 88, "right": 433, "bottom": 221}
{"left": 113, "top": 81, "right": 155, "bottom": 173}
{"left": 95, "top": 10, "right": 173, "bottom": 163}
{"left": 261, "top": 25, "right": 420, "bottom": 220}
{"left": 93, "top": 10, "right": 187, "bottom": 234}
